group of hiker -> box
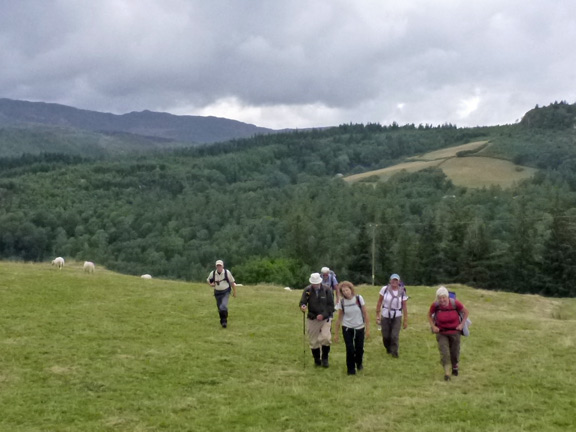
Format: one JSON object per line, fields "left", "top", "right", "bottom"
{"left": 298, "top": 269, "right": 470, "bottom": 381}
{"left": 207, "top": 260, "right": 469, "bottom": 381}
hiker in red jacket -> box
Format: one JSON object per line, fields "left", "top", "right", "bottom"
{"left": 428, "top": 286, "right": 469, "bottom": 381}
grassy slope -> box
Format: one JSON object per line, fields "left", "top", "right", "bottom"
{"left": 0, "top": 261, "right": 575, "bottom": 431}
{"left": 344, "top": 140, "right": 537, "bottom": 188}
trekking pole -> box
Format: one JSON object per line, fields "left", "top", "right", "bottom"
{"left": 302, "top": 311, "right": 307, "bottom": 369}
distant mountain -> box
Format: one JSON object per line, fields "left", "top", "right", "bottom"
{"left": 0, "top": 98, "right": 277, "bottom": 156}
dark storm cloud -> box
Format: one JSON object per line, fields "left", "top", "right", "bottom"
{"left": 0, "top": 0, "right": 574, "bottom": 128}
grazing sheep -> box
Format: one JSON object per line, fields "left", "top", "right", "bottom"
{"left": 83, "top": 261, "right": 95, "bottom": 273}
{"left": 141, "top": 274, "right": 152, "bottom": 279}
{"left": 51, "top": 257, "right": 65, "bottom": 269}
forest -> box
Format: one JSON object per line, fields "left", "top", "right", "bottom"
{"left": 0, "top": 101, "right": 575, "bottom": 296}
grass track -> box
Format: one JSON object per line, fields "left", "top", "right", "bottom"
{"left": 1, "top": 261, "right": 575, "bottom": 431}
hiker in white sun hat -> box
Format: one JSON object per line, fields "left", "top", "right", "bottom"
{"left": 299, "top": 272, "right": 335, "bottom": 368}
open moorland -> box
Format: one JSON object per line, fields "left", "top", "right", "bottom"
{"left": 1, "top": 261, "right": 575, "bottom": 431}
{"left": 344, "top": 140, "right": 538, "bottom": 188}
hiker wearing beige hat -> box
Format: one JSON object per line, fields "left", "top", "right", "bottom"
{"left": 207, "top": 259, "right": 237, "bottom": 328}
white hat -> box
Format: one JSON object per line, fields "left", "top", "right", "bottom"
{"left": 390, "top": 273, "right": 400, "bottom": 281}
{"left": 215, "top": 260, "right": 224, "bottom": 266}
{"left": 309, "top": 273, "right": 323, "bottom": 284}
{"left": 321, "top": 267, "right": 330, "bottom": 274}
{"left": 436, "top": 286, "right": 449, "bottom": 298}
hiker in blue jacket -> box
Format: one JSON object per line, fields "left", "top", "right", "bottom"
{"left": 320, "top": 266, "right": 339, "bottom": 301}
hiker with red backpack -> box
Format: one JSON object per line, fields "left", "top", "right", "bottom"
{"left": 428, "top": 286, "right": 469, "bottom": 381}
{"left": 334, "top": 281, "right": 370, "bottom": 375}
{"left": 376, "top": 273, "right": 409, "bottom": 358}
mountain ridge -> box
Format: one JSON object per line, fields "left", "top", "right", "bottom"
{"left": 0, "top": 97, "right": 278, "bottom": 150}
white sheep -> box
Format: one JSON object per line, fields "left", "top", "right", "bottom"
{"left": 141, "top": 274, "right": 152, "bottom": 279}
{"left": 51, "top": 257, "right": 65, "bottom": 269}
{"left": 83, "top": 261, "right": 95, "bottom": 273}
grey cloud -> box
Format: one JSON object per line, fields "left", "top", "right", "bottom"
{"left": 0, "top": 0, "right": 575, "bottom": 128}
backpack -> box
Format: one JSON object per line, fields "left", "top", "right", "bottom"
{"left": 210, "top": 268, "right": 231, "bottom": 287}
{"left": 340, "top": 296, "right": 365, "bottom": 323}
{"left": 382, "top": 283, "right": 408, "bottom": 310}
{"left": 322, "top": 271, "right": 338, "bottom": 289}
{"left": 433, "top": 292, "right": 471, "bottom": 336}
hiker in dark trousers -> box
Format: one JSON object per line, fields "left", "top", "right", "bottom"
{"left": 334, "top": 281, "right": 369, "bottom": 375}
{"left": 320, "top": 266, "right": 339, "bottom": 302}
{"left": 299, "top": 272, "right": 335, "bottom": 368}
{"left": 376, "top": 273, "right": 408, "bottom": 358}
{"left": 428, "top": 286, "right": 469, "bottom": 381}
{"left": 207, "top": 259, "right": 237, "bottom": 328}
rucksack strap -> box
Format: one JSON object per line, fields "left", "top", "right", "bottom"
{"left": 341, "top": 296, "right": 365, "bottom": 323}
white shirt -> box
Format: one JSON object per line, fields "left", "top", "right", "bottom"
{"left": 379, "top": 285, "right": 408, "bottom": 318}
{"left": 335, "top": 295, "right": 366, "bottom": 329}
{"left": 207, "top": 269, "right": 235, "bottom": 291}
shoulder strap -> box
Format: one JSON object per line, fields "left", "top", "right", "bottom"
{"left": 357, "top": 296, "right": 365, "bottom": 323}
{"left": 341, "top": 297, "right": 362, "bottom": 312}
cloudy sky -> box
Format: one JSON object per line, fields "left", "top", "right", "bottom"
{"left": 1, "top": 0, "right": 574, "bottom": 129}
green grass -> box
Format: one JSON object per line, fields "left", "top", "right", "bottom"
{"left": 1, "top": 262, "right": 575, "bottom": 431}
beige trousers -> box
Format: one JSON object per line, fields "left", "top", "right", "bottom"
{"left": 307, "top": 318, "right": 332, "bottom": 349}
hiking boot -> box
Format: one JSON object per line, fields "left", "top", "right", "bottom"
{"left": 452, "top": 368, "right": 459, "bottom": 376}
{"left": 391, "top": 353, "right": 399, "bottom": 358}
{"left": 312, "top": 348, "right": 321, "bottom": 367}
{"left": 444, "top": 375, "right": 451, "bottom": 381}
{"left": 321, "top": 345, "right": 330, "bottom": 368}
{"left": 347, "top": 370, "right": 356, "bottom": 375}
{"left": 221, "top": 321, "right": 227, "bottom": 328}
{"left": 357, "top": 364, "right": 364, "bottom": 371}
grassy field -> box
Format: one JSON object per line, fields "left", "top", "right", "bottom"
{"left": 1, "top": 261, "right": 575, "bottom": 431}
{"left": 439, "top": 157, "right": 537, "bottom": 188}
{"left": 344, "top": 140, "right": 537, "bottom": 188}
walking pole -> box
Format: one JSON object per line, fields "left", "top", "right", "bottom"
{"left": 302, "top": 311, "right": 307, "bottom": 368}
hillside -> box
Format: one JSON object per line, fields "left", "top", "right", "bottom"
{"left": 0, "top": 98, "right": 278, "bottom": 157}
{"left": 1, "top": 102, "right": 576, "bottom": 296}
{"left": 0, "top": 261, "right": 574, "bottom": 431}
{"left": 344, "top": 140, "right": 539, "bottom": 188}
